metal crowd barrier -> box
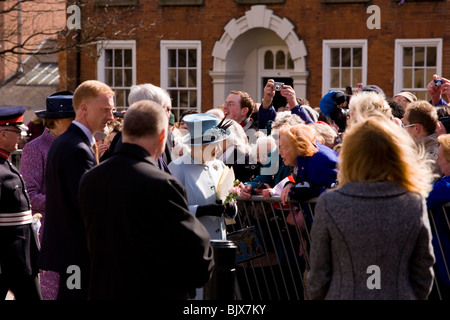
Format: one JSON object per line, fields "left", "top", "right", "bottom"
{"left": 428, "top": 204, "right": 450, "bottom": 300}
{"left": 226, "top": 195, "right": 316, "bottom": 300}
{"left": 227, "top": 196, "right": 450, "bottom": 300}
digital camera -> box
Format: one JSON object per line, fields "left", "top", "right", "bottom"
{"left": 274, "top": 82, "right": 284, "bottom": 91}
{"left": 434, "top": 79, "right": 444, "bottom": 87}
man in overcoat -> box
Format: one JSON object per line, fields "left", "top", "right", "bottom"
{"left": 78, "top": 100, "right": 213, "bottom": 299}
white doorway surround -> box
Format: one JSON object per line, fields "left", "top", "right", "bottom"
{"left": 209, "top": 5, "right": 308, "bottom": 107}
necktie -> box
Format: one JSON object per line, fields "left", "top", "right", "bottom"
{"left": 93, "top": 142, "right": 99, "bottom": 164}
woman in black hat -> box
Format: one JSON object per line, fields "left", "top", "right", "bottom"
{"left": 19, "top": 91, "right": 75, "bottom": 300}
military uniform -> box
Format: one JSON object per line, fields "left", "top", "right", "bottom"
{"left": 0, "top": 106, "right": 41, "bottom": 300}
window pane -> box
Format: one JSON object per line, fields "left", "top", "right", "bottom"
{"left": 341, "top": 69, "right": 351, "bottom": 87}
{"left": 414, "top": 68, "right": 424, "bottom": 88}
{"left": 403, "top": 47, "right": 413, "bottom": 67}
{"left": 168, "top": 90, "right": 178, "bottom": 108}
{"left": 178, "top": 69, "right": 187, "bottom": 87}
{"left": 124, "top": 69, "right": 132, "bottom": 87}
{"left": 426, "top": 68, "right": 436, "bottom": 83}
{"left": 168, "top": 49, "right": 177, "bottom": 68}
{"left": 331, "top": 48, "right": 340, "bottom": 67}
{"left": 180, "top": 90, "right": 188, "bottom": 108}
{"left": 114, "top": 69, "right": 122, "bottom": 87}
{"left": 105, "top": 50, "right": 113, "bottom": 67}
{"left": 115, "top": 89, "right": 125, "bottom": 107}
{"left": 352, "top": 69, "right": 362, "bottom": 87}
{"left": 415, "top": 91, "right": 427, "bottom": 100}
{"left": 125, "top": 89, "right": 130, "bottom": 107}
{"left": 341, "top": 48, "right": 351, "bottom": 67}
{"left": 124, "top": 50, "right": 132, "bottom": 67}
{"left": 188, "top": 49, "right": 197, "bottom": 68}
{"left": 353, "top": 48, "right": 362, "bottom": 67}
{"left": 169, "top": 69, "right": 177, "bottom": 87}
{"left": 426, "top": 47, "right": 437, "bottom": 67}
{"left": 331, "top": 69, "right": 340, "bottom": 88}
{"left": 414, "top": 47, "right": 424, "bottom": 67}
{"left": 105, "top": 69, "right": 113, "bottom": 86}
{"left": 178, "top": 49, "right": 187, "bottom": 67}
{"left": 188, "top": 69, "right": 196, "bottom": 88}
{"left": 190, "top": 90, "right": 197, "bottom": 108}
{"left": 276, "top": 50, "right": 285, "bottom": 69}
{"left": 264, "top": 51, "right": 274, "bottom": 69}
{"left": 115, "top": 49, "right": 123, "bottom": 67}
{"left": 403, "top": 68, "right": 412, "bottom": 88}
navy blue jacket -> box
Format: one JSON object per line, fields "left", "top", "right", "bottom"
{"left": 38, "top": 123, "right": 96, "bottom": 273}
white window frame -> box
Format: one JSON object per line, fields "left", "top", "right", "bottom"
{"left": 160, "top": 40, "right": 202, "bottom": 116}
{"left": 97, "top": 40, "right": 137, "bottom": 108}
{"left": 394, "top": 38, "right": 442, "bottom": 99}
{"left": 322, "top": 39, "right": 368, "bottom": 96}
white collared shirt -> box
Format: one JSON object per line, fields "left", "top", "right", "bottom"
{"left": 72, "top": 120, "right": 95, "bottom": 147}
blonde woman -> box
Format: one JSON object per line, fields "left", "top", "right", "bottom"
{"left": 279, "top": 124, "right": 338, "bottom": 205}
{"left": 307, "top": 115, "right": 435, "bottom": 300}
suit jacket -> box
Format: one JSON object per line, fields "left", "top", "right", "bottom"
{"left": 79, "top": 143, "right": 214, "bottom": 299}
{"left": 105, "top": 131, "right": 172, "bottom": 174}
{"left": 307, "top": 181, "right": 435, "bottom": 300}
{"left": 38, "top": 123, "right": 96, "bottom": 273}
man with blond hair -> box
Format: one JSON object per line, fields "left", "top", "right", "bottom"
{"left": 39, "top": 80, "right": 115, "bottom": 300}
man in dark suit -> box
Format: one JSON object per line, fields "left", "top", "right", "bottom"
{"left": 38, "top": 80, "right": 115, "bottom": 300}
{"left": 78, "top": 100, "right": 214, "bottom": 300}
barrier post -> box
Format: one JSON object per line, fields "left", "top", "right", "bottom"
{"left": 206, "top": 240, "right": 237, "bottom": 300}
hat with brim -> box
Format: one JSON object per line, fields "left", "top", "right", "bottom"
{"left": 0, "top": 105, "right": 29, "bottom": 135}
{"left": 394, "top": 91, "right": 417, "bottom": 103}
{"left": 35, "top": 91, "right": 75, "bottom": 119}
{"left": 181, "top": 113, "right": 230, "bottom": 146}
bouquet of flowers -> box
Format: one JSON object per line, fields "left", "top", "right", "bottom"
{"left": 224, "top": 180, "right": 245, "bottom": 205}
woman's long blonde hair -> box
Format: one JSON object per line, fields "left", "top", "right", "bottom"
{"left": 338, "top": 113, "right": 434, "bottom": 198}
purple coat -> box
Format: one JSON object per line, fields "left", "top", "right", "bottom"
{"left": 20, "top": 129, "right": 55, "bottom": 214}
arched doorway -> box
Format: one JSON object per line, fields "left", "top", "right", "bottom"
{"left": 209, "top": 5, "right": 308, "bottom": 107}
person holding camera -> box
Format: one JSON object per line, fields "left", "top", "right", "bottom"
{"left": 426, "top": 74, "right": 449, "bottom": 107}
{"left": 258, "top": 79, "right": 315, "bottom": 131}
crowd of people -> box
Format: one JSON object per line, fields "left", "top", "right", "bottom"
{"left": 0, "top": 73, "right": 449, "bottom": 300}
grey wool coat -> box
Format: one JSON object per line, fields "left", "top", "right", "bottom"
{"left": 306, "top": 181, "right": 435, "bottom": 300}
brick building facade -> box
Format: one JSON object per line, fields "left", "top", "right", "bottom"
{"left": 59, "top": 0, "right": 450, "bottom": 120}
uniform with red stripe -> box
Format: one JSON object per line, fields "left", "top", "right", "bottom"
{"left": 0, "top": 105, "right": 41, "bottom": 300}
